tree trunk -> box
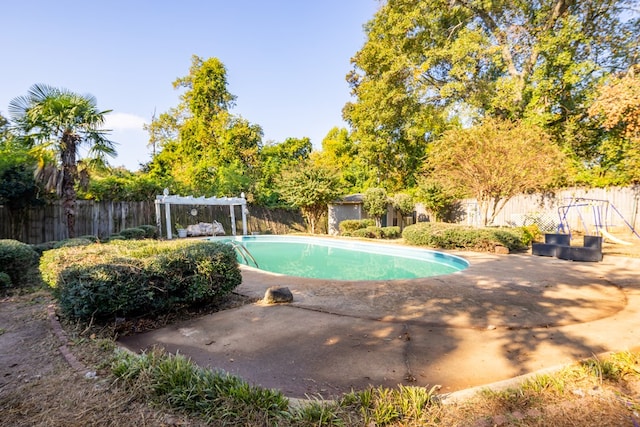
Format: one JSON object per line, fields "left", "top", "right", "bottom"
{"left": 61, "top": 132, "right": 78, "bottom": 239}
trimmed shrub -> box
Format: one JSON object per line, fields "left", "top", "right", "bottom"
{"left": 119, "top": 227, "right": 148, "bottom": 240}
{"left": 0, "top": 272, "right": 11, "bottom": 290}
{"left": 518, "top": 224, "right": 542, "bottom": 246}
{"left": 40, "top": 239, "right": 242, "bottom": 321}
{"left": 138, "top": 224, "right": 158, "bottom": 239}
{"left": 381, "top": 226, "right": 401, "bottom": 239}
{"left": 0, "top": 239, "right": 39, "bottom": 286}
{"left": 402, "top": 222, "right": 526, "bottom": 252}
{"left": 339, "top": 219, "right": 375, "bottom": 234}
{"left": 351, "top": 226, "right": 383, "bottom": 239}
{"left": 345, "top": 225, "right": 401, "bottom": 240}
{"left": 30, "top": 241, "right": 58, "bottom": 256}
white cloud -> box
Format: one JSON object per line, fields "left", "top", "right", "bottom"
{"left": 104, "top": 112, "right": 148, "bottom": 131}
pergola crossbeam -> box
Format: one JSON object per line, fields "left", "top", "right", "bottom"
{"left": 154, "top": 193, "right": 247, "bottom": 239}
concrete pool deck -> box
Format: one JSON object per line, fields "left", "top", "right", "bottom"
{"left": 118, "top": 250, "right": 640, "bottom": 399}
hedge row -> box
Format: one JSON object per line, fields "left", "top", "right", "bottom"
{"left": 348, "top": 226, "right": 401, "bottom": 239}
{"left": 40, "top": 239, "right": 241, "bottom": 321}
{"left": 402, "top": 222, "right": 528, "bottom": 252}
{"left": 339, "top": 219, "right": 375, "bottom": 233}
{"left": 0, "top": 239, "right": 39, "bottom": 290}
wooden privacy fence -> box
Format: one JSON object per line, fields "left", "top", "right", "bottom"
{"left": 458, "top": 186, "right": 640, "bottom": 234}
{"left": 0, "top": 200, "right": 305, "bottom": 244}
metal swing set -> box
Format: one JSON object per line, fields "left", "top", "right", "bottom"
{"left": 557, "top": 197, "right": 640, "bottom": 244}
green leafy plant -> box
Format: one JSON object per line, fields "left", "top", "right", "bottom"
{"left": 293, "top": 396, "right": 344, "bottom": 426}
{"left": 519, "top": 224, "right": 542, "bottom": 246}
{"left": 402, "top": 222, "right": 527, "bottom": 252}
{"left": 0, "top": 239, "right": 39, "bottom": 288}
{"left": 363, "top": 188, "right": 388, "bottom": 227}
{"left": 352, "top": 226, "right": 383, "bottom": 239}
{"left": 137, "top": 224, "right": 158, "bottom": 239}
{"left": 581, "top": 351, "right": 640, "bottom": 382}
{"left": 111, "top": 349, "right": 290, "bottom": 425}
{"left": 40, "top": 240, "right": 242, "bottom": 321}
{"left": 0, "top": 272, "right": 11, "bottom": 290}
{"left": 339, "top": 218, "right": 375, "bottom": 234}
{"left": 380, "top": 226, "right": 401, "bottom": 239}
{"left": 118, "top": 227, "right": 147, "bottom": 240}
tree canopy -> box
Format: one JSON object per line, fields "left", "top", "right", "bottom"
{"left": 3, "top": 10, "right": 640, "bottom": 234}
{"left": 8, "top": 84, "right": 114, "bottom": 237}
{"left": 346, "top": 0, "right": 640, "bottom": 190}
{"left": 146, "top": 55, "right": 263, "bottom": 197}
{"left": 276, "top": 162, "right": 340, "bottom": 233}
{"left": 426, "top": 117, "right": 566, "bottom": 225}
{"left": 587, "top": 66, "right": 640, "bottom": 184}
{"left": 363, "top": 187, "right": 389, "bottom": 227}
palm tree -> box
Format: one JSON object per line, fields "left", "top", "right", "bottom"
{"left": 9, "top": 84, "right": 115, "bottom": 238}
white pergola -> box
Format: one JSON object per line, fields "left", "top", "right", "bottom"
{"left": 155, "top": 192, "right": 247, "bottom": 239}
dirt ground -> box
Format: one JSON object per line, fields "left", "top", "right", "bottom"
{"left": 0, "top": 292, "right": 210, "bottom": 427}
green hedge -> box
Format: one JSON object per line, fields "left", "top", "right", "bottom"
{"left": 119, "top": 227, "right": 148, "bottom": 240}
{"left": 0, "top": 272, "right": 12, "bottom": 290}
{"left": 381, "top": 226, "right": 401, "bottom": 239}
{"left": 40, "top": 239, "right": 242, "bottom": 321}
{"left": 138, "top": 224, "right": 158, "bottom": 239}
{"left": 347, "top": 225, "right": 401, "bottom": 239}
{"left": 339, "top": 219, "right": 375, "bottom": 234}
{"left": 402, "top": 222, "right": 527, "bottom": 252}
{"left": 0, "top": 239, "right": 39, "bottom": 288}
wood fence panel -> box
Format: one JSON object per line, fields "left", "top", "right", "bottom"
{"left": 1, "top": 200, "right": 305, "bottom": 244}
{"left": 459, "top": 186, "right": 640, "bottom": 233}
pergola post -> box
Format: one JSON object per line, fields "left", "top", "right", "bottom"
{"left": 155, "top": 193, "right": 248, "bottom": 239}
{"left": 230, "top": 205, "right": 237, "bottom": 235}
{"left": 154, "top": 199, "right": 162, "bottom": 238}
{"left": 164, "top": 201, "right": 173, "bottom": 239}
{"left": 241, "top": 206, "right": 247, "bottom": 235}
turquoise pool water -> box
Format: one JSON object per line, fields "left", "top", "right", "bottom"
{"left": 216, "top": 235, "right": 468, "bottom": 281}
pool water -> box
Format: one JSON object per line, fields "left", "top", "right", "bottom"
{"left": 218, "top": 236, "right": 468, "bottom": 281}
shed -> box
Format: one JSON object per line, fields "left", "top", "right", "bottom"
{"left": 327, "top": 193, "right": 367, "bottom": 235}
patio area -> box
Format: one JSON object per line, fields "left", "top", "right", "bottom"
{"left": 119, "top": 250, "right": 640, "bottom": 399}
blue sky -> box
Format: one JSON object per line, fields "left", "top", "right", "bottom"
{"left": 0, "top": 1, "right": 380, "bottom": 170}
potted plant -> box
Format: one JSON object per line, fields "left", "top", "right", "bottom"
{"left": 175, "top": 223, "right": 187, "bottom": 238}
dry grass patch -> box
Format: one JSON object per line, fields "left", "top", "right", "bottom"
{"left": 2, "top": 289, "right": 640, "bottom": 426}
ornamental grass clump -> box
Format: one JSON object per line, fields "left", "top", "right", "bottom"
{"left": 40, "top": 239, "right": 241, "bottom": 321}
{"left": 111, "top": 348, "right": 290, "bottom": 425}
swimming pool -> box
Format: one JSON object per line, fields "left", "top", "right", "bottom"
{"left": 214, "top": 235, "right": 468, "bottom": 281}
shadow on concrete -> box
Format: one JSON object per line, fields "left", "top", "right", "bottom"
{"left": 118, "top": 250, "right": 640, "bottom": 399}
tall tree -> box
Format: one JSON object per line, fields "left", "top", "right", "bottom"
{"left": 346, "top": 0, "right": 639, "bottom": 171}
{"left": 311, "top": 127, "right": 369, "bottom": 193}
{"left": 276, "top": 161, "right": 340, "bottom": 234}
{"left": 146, "top": 55, "right": 263, "bottom": 197}
{"left": 425, "top": 118, "right": 565, "bottom": 226}
{"left": 586, "top": 66, "right": 640, "bottom": 184}
{"left": 9, "top": 84, "right": 114, "bottom": 238}
{"left": 254, "top": 137, "right": 312, "bottom": 206}
{"left": 363, "top": 187, "right": 389, "bottom": 227}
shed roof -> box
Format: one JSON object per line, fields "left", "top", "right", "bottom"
{"left": 331, "top": 193, "right": 364, "bottom": 205}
